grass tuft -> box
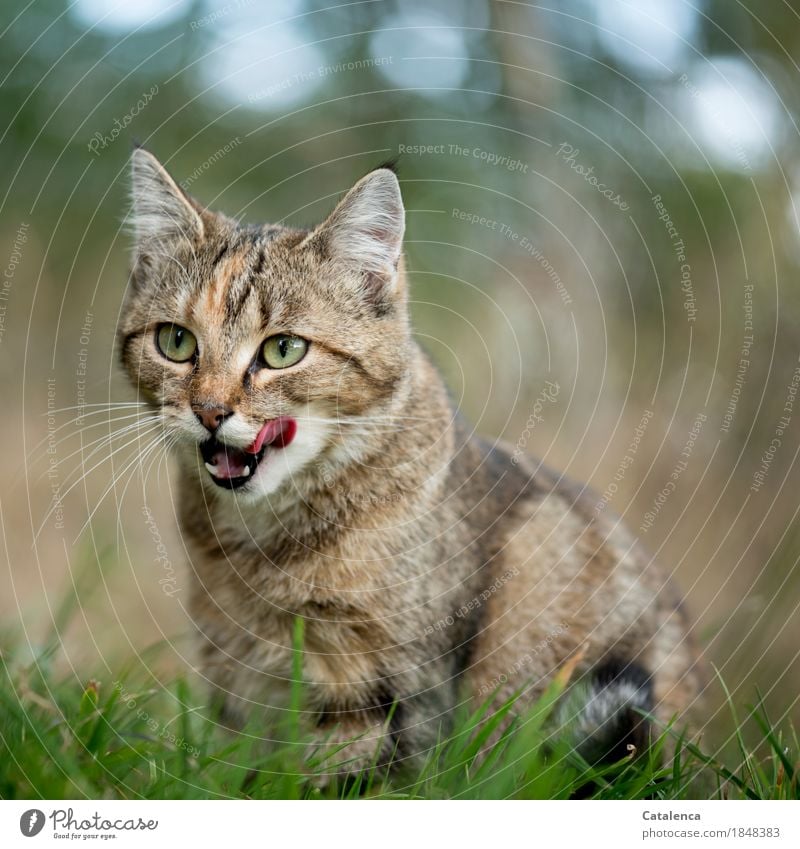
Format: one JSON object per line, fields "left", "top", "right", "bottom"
{"left": 0, "top": 623, "right": 796, "bottom": 799}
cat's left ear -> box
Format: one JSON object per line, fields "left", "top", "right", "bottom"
{"left": 308, "top": 167, "right": 405, "bottom": 302}
{"left": 129, "top": 146, "right": 204, "bottom": 256}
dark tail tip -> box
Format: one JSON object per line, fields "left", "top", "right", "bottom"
{"left": 562, "top": 657, "right": 654, "bottom": 765}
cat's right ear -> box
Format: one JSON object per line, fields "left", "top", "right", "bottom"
{"left": 129, "top": 147, "right": 204, "bottom": 258}
{"left": 304, "top": 167, "right": 405, "bottom": 308}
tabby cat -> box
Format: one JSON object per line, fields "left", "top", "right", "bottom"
{"left": 120, "top": 147, "right": 700, "bottom": 775}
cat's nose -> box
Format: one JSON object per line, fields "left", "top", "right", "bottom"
{"left": 193, "top": 404, "right": 233, "bottom": 433}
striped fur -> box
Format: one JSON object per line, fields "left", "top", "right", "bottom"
{"left": 119, "top": 148, "right": 702, "bottom": 776}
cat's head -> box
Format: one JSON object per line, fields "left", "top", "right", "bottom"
{"left": 119, "top": 147, "right": 409, "bottom": 501}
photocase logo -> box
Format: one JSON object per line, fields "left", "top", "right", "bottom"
{"left": 19, "top": 809, "right": 45, "bottom": 837}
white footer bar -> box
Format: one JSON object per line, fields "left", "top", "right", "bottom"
{"left": 1, "top": 800, "right": 797, "bottom": 848}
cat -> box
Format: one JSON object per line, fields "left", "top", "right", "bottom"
{"left": 120, "top": 146, "right": 701, "bottom": 777}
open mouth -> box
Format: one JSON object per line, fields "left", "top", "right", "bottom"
{"left": 200, "top": 416, "right": 297, "bottom": 490}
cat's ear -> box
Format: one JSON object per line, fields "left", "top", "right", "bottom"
{"left": 129, "top": 147, "right": 204, "bottom": 255}
{"left": 308, "top": 167, "right": 405, "bottom": 301}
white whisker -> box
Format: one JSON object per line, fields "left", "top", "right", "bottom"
{"left": 34, "top": 423, "right": 166, "bottom": 540}
{"left": 296, "top": 414, "right": 441, "bottom": 425}
{"left": 44, "top": 401, "right": 148, "bottom": 416}
{"left": 75, "top": 430, "right": 171, "bottom": 542}
{"left": 38, "top": 415, "right": 163, "bottom": 478}
{"left": 114, "top": 429, "right": 182, "bottom": 550}
{"left": 50, "top": 420, "right": 165, "bottom": 491}
{"left": 26, "top": 408, "right": 155, "bottom": 461}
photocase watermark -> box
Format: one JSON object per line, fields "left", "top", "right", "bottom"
{"left": 46, "top": 377, "right": 64, "bottom": 530}
{"left": 594, "top": 409, "right": 654, "bottom": 515}
{"left": 750, "top": 354, "right": 800, "bottom": 493}
{"left": 248, "top": 57, "right": 393, "bottom": 103}
{"left": 452, "top": 208, "right": 502, "bottom": 230}
{"left": 498, "top": 220, "right": 572, "bottom": 306}
{"left": 180, "top": 136, "right": 242, "bottom": 189}
{"left": 640, "top": 411, "right": 706, "bottom": 533}
{"left": 554, "top": 143, "right": 630, "bottom": 211}
{"left": 87, "top": 84, "right": 159, "bottom": 155}
{"left": 720, "top": 282, "right": 754, "bottom": 434}
{"left": 189, "top": 0, "right": 256, "bottom": 29}
{"left": 141, "top": 505, "right": 179, "bottom": 596}
{"left": 651, "top": 193, "right": 696, "bottom": 322}
{"left": 511, "top": 380, "right": 560, "bottom": 464}
{"left": 399, "top": 142, "right": 528, "bottom": 173}
{"left": 477, "top": 620, "right": 571, "bottom": 697}
{"left": 19, "top": 809, "right": 45, "bottom": 837}
{"left": 113, "top": 681, "right": 200, "bottom": 756}
{"left": 23, "top": 807, "right": 158, "bottom": 836}
{"left": 75, "top": 310, "right": 93, "bottom": 426}
{"left": 452, "top": 208, "right": 573, "bottom": 305}
{"left": 0, "top": 221, "right": 29, "bottom": 345}
{"left": 424, "top": 567, "right": 521, "bottom": 636}
{"left": 678, "top": 72, "right": 752, "bottom": 172}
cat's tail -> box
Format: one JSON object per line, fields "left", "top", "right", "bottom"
{"left": 558, "top": 657, "right": 654, "bottom": 764}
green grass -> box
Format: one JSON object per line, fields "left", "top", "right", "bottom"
{"left": 1, "top": 625, "right": 798, "bottom": 800}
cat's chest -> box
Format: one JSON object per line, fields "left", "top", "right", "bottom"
{"left": 191, "top": 495, "right": 409, "bottom": 609}
{"left": 184, "top": 498, "right": 416, "bottom": 707}
{"left": 187, "top": 519, "right": 385, "bottom": 670}
{"left": 196, "top": 568, "right": 385, "bottom": 711}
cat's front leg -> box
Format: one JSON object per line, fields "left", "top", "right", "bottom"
{"left": 307, "top": 709, "right": 394, "bottom": 781}
{"left": 307, "top": 682, "right": 453, "bottom": 782}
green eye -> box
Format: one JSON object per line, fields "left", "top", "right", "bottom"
{"left": 261, "top": 334, "right": 308, "bottom": 369}
{"left": 157, "top": 324, "right": 197, "bottom": 362}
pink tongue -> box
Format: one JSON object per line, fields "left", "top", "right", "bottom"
{"left": 245, "top": 416, "right": 297, "bottom": 455}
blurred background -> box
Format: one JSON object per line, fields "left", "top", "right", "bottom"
{"left": 2, "top": 0, "right": 800, "bottom": 751}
